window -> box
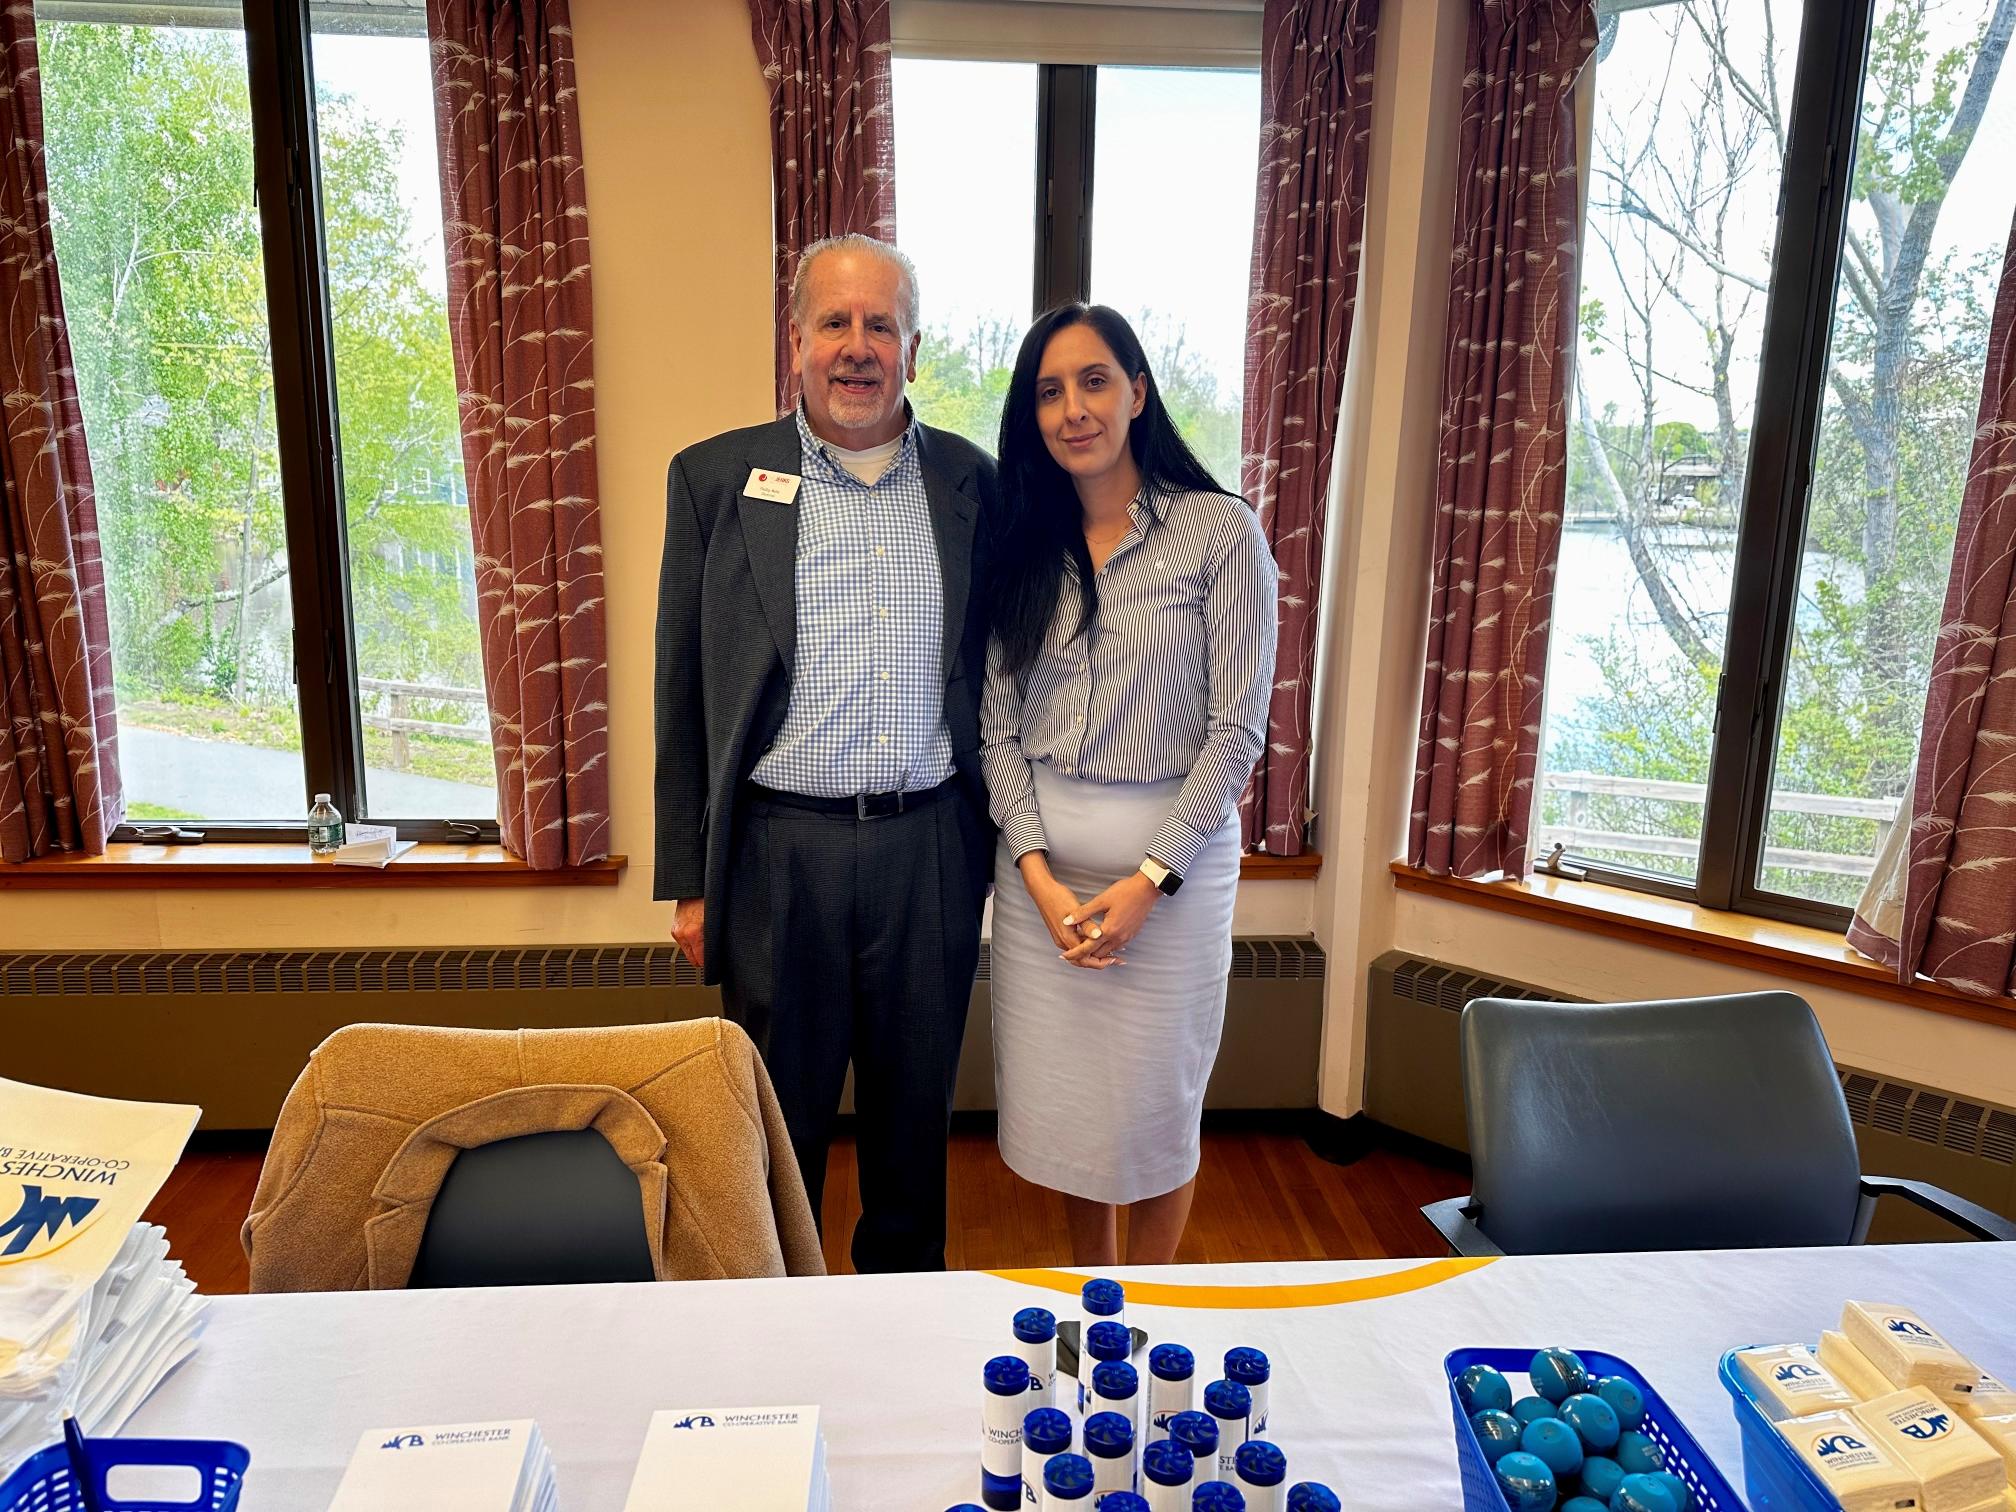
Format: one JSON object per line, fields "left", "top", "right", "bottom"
{"left": 1090, "top": 67, "right": 1259, "bottom": 488}
{"left": 893, "top": 56, "right": 1260, "bottom": 487}
{"left": 892, "top": 58, "right": 1039, "bottom": 454}
{"left": 1535, "top": 0, "right": 2016, "bottom": 929}
{"left": 35, "top": 0, "right": 496, "bottom": 840}
{"left": 40, "top": 13, "right": 307, "bottom": 825}
{"left": 309, "top": 3, "right": 494, "bottom": 820}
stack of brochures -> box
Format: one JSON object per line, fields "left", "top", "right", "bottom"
{"left": 621, "top": 1406, "right": 830, "bottom": 1512}
{"left": 0, "top": 1079, "right": 205, "bottom": 1476}
{"left": 327, "top": 1419, "right": 559, "bottom": 1511}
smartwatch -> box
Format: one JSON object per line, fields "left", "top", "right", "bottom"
{"left": 1139, "top": 855, "right": 1183, "bottom": 896}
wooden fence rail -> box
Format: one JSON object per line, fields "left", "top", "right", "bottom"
{"left": 357, "top": 678, "right": 487, "bottom": 773}
{"left": 1539, "top": 769, "right": 1902, "bottom": 884}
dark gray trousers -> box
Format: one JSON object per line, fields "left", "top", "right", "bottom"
{"left": 719, "top": 787, "right": 985, "bottom": 1272}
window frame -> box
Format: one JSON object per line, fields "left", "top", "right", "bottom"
{"left": 88, "top": 0, "right": 500, "bottom": 845}
{"left": 1544, "top": 0, "right": 1884, "bottom": 933}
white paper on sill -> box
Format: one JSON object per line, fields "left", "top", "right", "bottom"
{"left": 331, "top": 825, "right": 418, "bottom": 868}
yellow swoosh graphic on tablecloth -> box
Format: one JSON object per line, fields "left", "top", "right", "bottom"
{"left": 986, "top": 1257, "right": 1496, "bottom": 1310}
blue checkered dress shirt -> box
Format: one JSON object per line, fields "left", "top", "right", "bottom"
{"left": 748, "top": 405, "right": 956, "bottom": 798}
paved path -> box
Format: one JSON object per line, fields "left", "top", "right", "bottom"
{"left": 119, "top": 726, "right": 494, "bottom": 822}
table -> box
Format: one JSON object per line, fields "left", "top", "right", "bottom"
{"left": 127, "top": 1244, "right": 2016, "bottom": 1510}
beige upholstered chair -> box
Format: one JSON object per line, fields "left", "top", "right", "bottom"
{"left": 242, "top": 1017, "right": 824, "bottom": 1291}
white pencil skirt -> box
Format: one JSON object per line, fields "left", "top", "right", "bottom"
{"left": 989, "top": 762, "right": 1240, "bottom": 1205}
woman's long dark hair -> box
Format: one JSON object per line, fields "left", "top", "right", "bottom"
{"left": 989, "top": 304, "right": 1231, "bottom": 679}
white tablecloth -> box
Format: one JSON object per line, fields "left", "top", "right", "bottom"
{"left": 126, "top": 1244, "right": 2016, "bottom": 1510}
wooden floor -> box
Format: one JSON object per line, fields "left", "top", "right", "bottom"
{"left": 147, "top": 1120, "right": 1469, "bottom": 1294}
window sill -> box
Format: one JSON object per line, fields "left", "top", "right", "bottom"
{"left": 1241, "top": 851, "right": 1321, "bottom": 881}
{"left": 1389, "top": 861, "right": 2016, "bottom": 1032}
{"left": 0, "top": 844, "right": 626, "bottom": 889}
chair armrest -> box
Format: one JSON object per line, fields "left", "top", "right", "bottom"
{"left": 1421, "top": 1196, "right": 1506, "bottom": 1257}
{"left": 1858, "top": 1176, "right": 2016, "bottom": 1242}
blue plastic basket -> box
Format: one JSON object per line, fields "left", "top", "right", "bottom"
{"left": 1718, "top": 1346, "right": 1850, "bottom": 1512}
{"left": 0, "top": 1436, "right": 249, "bottom": 1512}
{"left": 1446, "top": 1347, "right": 1746, "bottom": 1512}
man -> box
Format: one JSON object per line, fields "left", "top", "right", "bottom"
{"left": 654, "top": 235, "right": 995, "bottom": 1273}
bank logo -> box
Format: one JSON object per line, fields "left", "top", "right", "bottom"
{"left": 672, "top": 1415, "right": 716, "bottom": 1431}
{"left": 381, "top": 1434, "right": 425, "bottom": 1451}
{"left": 1816, "top": 1434, "right": 1867, "bottom": 1457}
{"left": 1887, "top": 1319, "right": 1936, "bottom": 1339}
{"left": 1776, "top": 1363, "right": 1822, "bottom": 1382}
{"left": 1900, "top": 1414, "right": 1952, "bottom": 1441}
{"left": 0, "top": 1186, "right": 101, "bottom": 1257}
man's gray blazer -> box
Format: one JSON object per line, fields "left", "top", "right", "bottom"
{"left": 653, "top": 413, "right": 999, "bottom": 983}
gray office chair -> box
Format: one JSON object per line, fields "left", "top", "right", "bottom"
{"left": 1420, "top": 990, "right": 2016, "bottom": 1256}
{"left": 409, "top": 1128, "right": 657, "bottom": 1287}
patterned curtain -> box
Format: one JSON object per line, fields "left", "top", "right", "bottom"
{"left": 1238, "top": 0, "right": 1381, "bottom": 856}
{"left": 429, "top": 0, "right": 610, "bottom": 868}
{"left": 1407, "top": 0, "right": 1595, "bottom": 878}
{"left": 747, "top": 0, "right": 896, "bottom": 413}
{"left": 0, "top": 10, "right": 122, "bottom": 863}
{"left": 1847, "top": 208, "right": 2016, "bottom": 996}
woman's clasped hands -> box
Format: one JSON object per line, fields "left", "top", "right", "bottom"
{"left": 1016, "top": 851, "right": 1158, "bottom": 971}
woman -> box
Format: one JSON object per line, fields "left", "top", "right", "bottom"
{"left": 981, "top": 304, "right": 1277, "bottom": 1266}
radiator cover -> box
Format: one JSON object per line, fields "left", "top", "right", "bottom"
{"left": 1365, "top": 949, "right": 2016, "bottom": 1226}
{"left": 2, "top": 940, "right": 1325, "bottom": 1128}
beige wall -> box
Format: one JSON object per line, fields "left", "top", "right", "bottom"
{"left": 1306, "top": 0, "right": 2016, "bottom": 1117}
{"left": 0, "top": 0, "right": 1308, "bottom": 954}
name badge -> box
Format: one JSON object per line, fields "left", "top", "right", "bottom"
{"left": 743, "top": 468, "right": 801, "bottom": 504}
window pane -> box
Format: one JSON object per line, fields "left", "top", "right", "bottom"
{"left": 893, "top": 58, "right": 1039, "bottom": 452}
{"left": 1535, "top": 1, "right": 1806, "bottom": 883}
{"left": 39, "top": 16, "right": 309, "bottom": 823}
{"left": 310, "top": 8, "right": 496, "bottom": 820}
{"left": 1090, "top": 66, "right": 1259, "bottom": 492}
{"left": 1759, "top": 0, "right": 2016, "bottom": 907}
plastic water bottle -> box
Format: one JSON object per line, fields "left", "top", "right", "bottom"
{"left": 1085, "top": 1411, "right": 1137, "bottom": 1502}
{"left": 307, "top": 793, "right": 345, "bottom": 854}
{"left": 1232, "top": 1441, "right": 1286, "bottom": 1512}
{"left": 1099, "top": 1496, "right": 1150, "bottom": 1512}
{"left": 1224, "top": 1350, "right": 1271, "bottom": 1437}
{"left": 1023, "top": 1408, "right": 1073, "bottom": 1507}
{"left": 1285, "top": 1486, "right": 1340, "bottom": 1512}
{"left": 1191, "top": 1484, "right": 1247, "bottom": 1511}
{"left": 1142, "top": 1438, "right": 1197, "bottom": 1512}
{"left": 1042, "top": 1452, "right": 1095, "bottom": 1509}
{"left": 984, "top": 1356, "right": 1034, "bottom": 1509}
{"left": 1148, "top": 1345, "right": 1196, "bottom": 1436}
{"left": 1015, "top": 1308, "right": 1060, "bottom": 1408}
{"left": 1202, "top": 1382, "right": 1252, "bottom": 1480}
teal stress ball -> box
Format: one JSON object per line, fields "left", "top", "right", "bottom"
{"left": 1614, "top": 1433, "right": 1664, "bottom": 1476}
{"left": 1492, "top": 1451, "right": 1558, "bottom": 1512}
{"left": 1610, "top": 1473, "right": 1680, "bottom": 1512}
{"left": 1513, "top": 1396, "right": 1556, "bottom": 1429}
{"left": 1459, "top": 1364, "right": 1515, "bottom": 1416}
{"left": 1580, "top": 1456, "right": 1625, "bottom": 1502}
{"left": 1472, "top": 1409, "right": 1524, "bottom": 1464}
{"left": 1650, "top": 1473, "right": 1691, "bottom": 1512}
{"left": 1530, "top": 1348, "right": 1593, "bottom": 1403}
{"left": 1521, "top": 1418, "right": 1585, "bottom": 1479}
{"left": 1559, "top": 1393, "right": 1621, "bottom": 1452}
{"left": 1595, "top": 1377, "right": 1645, "bottom": 1431}
{"left": 1563, "top": 1501, "right": 1609, "bottom": 1512}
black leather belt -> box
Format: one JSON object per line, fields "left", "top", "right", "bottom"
{"left": 748, "top": 778, "right": 954, "bottom": 820}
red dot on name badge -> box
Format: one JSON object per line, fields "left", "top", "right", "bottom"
{"left": 759, "top": 473, "right": 768, "bottom": 481}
